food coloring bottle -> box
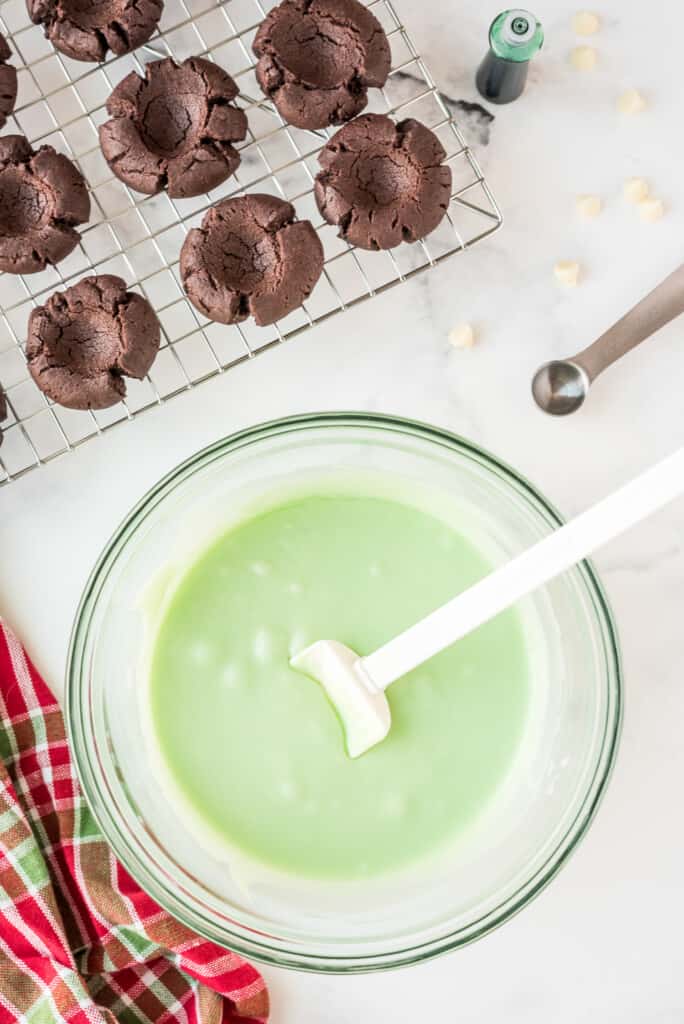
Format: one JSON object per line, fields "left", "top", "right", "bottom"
{"left": 476, "top": 9, "right": 544, "bottom": 104}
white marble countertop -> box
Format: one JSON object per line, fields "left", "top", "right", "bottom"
{"left": 2, "top": 0, "right": 684, "bottom": 1018}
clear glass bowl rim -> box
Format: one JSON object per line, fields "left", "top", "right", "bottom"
{"left": 67, "top": 412, "right": 623, "bottom": 973}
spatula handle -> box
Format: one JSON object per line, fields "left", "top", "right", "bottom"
{"left": 361, "top": 447, "right": 684, "bottom": 691}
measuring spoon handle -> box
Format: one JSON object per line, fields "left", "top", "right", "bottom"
{"left": 575, "top": 263, "right": 684, "bottom": 381}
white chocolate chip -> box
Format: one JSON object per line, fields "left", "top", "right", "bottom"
{"left": 576, "top": 194, "right": 602, "bottom": 219}
{"left": 569, "top": 45, "right": 598, "bottom": 70}
{"left": 617, "top": 88, "right": 647, "bottom": 114}
{"left": 554, "top": 260, "right": 581, "bottom": 287}
{"left": 638, "top": 198, "right": 665, "bottom": 222}
{"left": 623, "top": 177, "right": 649, "bottom": 203}
{"left": 448, "top": 323, "right": 475, "bottom": 349}
{"left": 572, "top": 10, "right": 601, "bottom": 35}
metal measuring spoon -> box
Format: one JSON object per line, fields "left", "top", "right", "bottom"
{"left": 533, "top": 263, "right": 684, "bottom": 415}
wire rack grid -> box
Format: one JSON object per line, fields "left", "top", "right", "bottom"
{"left": 0, "top": 0, "right": 502, "bottom": 486}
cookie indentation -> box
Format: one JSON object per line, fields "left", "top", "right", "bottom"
{"left": 253, "top": 0, "right": 390, "bottom": 131}
{"left": 27, "top": 0, "right": 163, "bottom": 63}
{"left": 314, "top": 113, "right": 452, "bottom": 251}
{"left": 0, "top": 167, "right": 50, "bottom": 234}
{"left": 27, "top": 275, "right": 161, "bottom": 410}
{"left": 181, "top": 194, "right": 324, "bottom": 326}
{"left": 99, "top": 57, "right": 248, "bottom": 199}
{"left": 270, "top": 18, "right": 361, "bottom": 88}
{"left": 0, "top": 33, "right": 18, "bottom": 129}
{"left": 0, "top": 136, "right": 90, "bottom": 275}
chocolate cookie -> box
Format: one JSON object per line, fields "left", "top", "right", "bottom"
{"left": 0, "top": 33, "right": 17, "bottom": 129}
{"left": 181, "top": 194, "right": 324, "bottom": 326}
{"left": 0, "top": 136, "right": 90, "bottom": 274}
{"left": 314, "top": 114, "right": 452, "bottom": 250}
{"left": 27, "top": 275, "right": 160, "bottom": 410}
{"left": 253, "top": 0, "right": 390, "bottom": 131}
{"left": 27, "top": 0, "right": 163, "bottom": 63}
{"left": 99, "top": 57, "right": 248, "bottom": 199}
{"left": 0, "top": 385, "right": 7, "bottom": 448}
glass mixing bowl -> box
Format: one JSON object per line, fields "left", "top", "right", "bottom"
{"left": 67, "top": 413, "right": 621, "bottom": 972}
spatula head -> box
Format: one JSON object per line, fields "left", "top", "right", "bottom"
{"left": 290, "top": 640, "right": 391, "bottom": 758}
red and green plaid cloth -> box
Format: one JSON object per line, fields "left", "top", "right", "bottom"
{"left": 0, "top": 621, "right": 269, "bottom": 1024}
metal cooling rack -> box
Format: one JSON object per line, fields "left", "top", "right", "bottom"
{"left": 0, "top": 0, "right": 502, "bottom": 486}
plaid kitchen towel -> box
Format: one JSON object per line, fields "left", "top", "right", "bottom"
{"left": 0, "top": 620, "right": 269, "bottom": 1024}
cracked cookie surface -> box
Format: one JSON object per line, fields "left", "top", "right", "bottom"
{"left": 0, "top": 33, "right": 17, "bottom": 129}
{"left": 27, "top": 0, "right": 163, "bottom": 62}
{"left": 314, "top": 113, "right": 452, "bottom": 250}
{"left": 181, "top": 193, "right": 324, "bottom": 326}
{"left": 27, "top": 274, "right": 160, "bottom": 410}
{"left": 253, "top": 0, "right": 390, "bottom": 131}
{"left": 0, "top": 135, "right": 90, "bottom": 275}
{"left": 99, "top": 57, "right": 248, "bottom": 199}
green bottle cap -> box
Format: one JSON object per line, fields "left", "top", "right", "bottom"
{"left": 489, "top": 9, "right": 544, "bottom": 62}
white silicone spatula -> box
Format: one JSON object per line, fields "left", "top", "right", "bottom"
{"left": 291, "top": 446, "right": 684, "bottom": 758}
